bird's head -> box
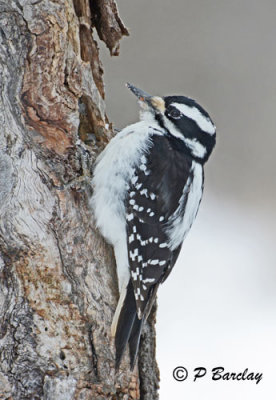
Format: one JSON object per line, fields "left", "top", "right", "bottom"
{"left": 127, "top": 83, "right": 216, "bottom": 163}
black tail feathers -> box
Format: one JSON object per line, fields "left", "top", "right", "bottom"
{"left": 128, "top": 314, "right": 144, "bottom": 370}
{"left": 115, "top": 280, "right": 144, "bottom": 370}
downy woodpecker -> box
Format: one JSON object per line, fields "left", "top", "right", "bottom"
{"left": 91, "top": 83, "right": 216, "bottom": 370}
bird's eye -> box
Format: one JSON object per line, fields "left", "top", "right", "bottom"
{"left": 167, "top": 107, "right": 181, "bottom": 119}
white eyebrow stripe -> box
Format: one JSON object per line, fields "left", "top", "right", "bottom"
{"left": 171, "top": 102, "right": 216, "bottom": 135}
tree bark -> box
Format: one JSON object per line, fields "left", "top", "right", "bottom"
{"left": 0, "top": 1, "right": 159, "bottom": 399}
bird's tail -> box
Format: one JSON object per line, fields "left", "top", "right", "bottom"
{"left": 112, "top": 279, "right": 144, "bottom": 370}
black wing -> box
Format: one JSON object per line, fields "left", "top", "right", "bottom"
{"left": 126, "top": 134, "right": 193, "bottom": 318}
{"left": 115, "top": 134, "right": 193, "bottom": 370}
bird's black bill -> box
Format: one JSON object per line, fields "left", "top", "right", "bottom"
{"left": 126, "top": 83, "right": 151, "bottom": 102}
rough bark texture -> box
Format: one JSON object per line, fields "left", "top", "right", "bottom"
{"left": 0, "top": 1, "right": 159, "bottom": 399}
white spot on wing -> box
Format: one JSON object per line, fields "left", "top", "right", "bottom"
{"left": 135, "top": 287, "right": 144, "bottom": 301}
{"left": 131, "top": 267, "right": 140, "bottom": 281}
{"left": 130, "top": 249, "right": 137, "bottom": 261}
{"left": 140, "top": 164, "right": 147, "bottom": 172}
{"left": 127, "top": 213, "right": 134, "bottom": 221}
{"left": 143, "top": 278, "right": 155, "bottom": 283}
{"left": 142, "top": 263, "right": 148, "bottom": 268}
{"left": 149, "top": 259, "right": 159, "bottom": 265}
{"left": 135, "top": 182, "right": 142, "bottom": 190}
{"left": 140, "top": 188, "right": 148, "bottom": 196}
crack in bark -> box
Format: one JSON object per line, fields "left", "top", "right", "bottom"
{"left": 88, "top": 324, "right": 99, "bottom": 380}
{"left": 52, "top": 224, "right": 83, "bottom": 308}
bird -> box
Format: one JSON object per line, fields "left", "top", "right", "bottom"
{"left": 91, "top": 83, "right": 216, "bottom": 370}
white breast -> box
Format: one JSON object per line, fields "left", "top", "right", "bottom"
{"left": 91, "top": 121, "right": 164, "bottom": 293}
{"left": 166, "top": 161, "right": 203, "bottom": 250}
{"left": 91, "top": 121, "right": 164, "bottom": 246}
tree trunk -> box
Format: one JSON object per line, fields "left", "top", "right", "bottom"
{"left": 0, "top": 1, "right": 159, "bottom": 399}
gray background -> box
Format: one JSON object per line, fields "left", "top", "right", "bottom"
{"left": 99, "top": 1, "right": 276, "bottom": 398}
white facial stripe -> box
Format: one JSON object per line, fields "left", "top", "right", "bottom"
{"left": 171, "top": 103, "right": 216, "bottom": 135}
{"left": 183, "top": 138, "right": 206, "bottom": 158}
{"left": 163, "top": 117, "right": 206, "bottom": 159}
